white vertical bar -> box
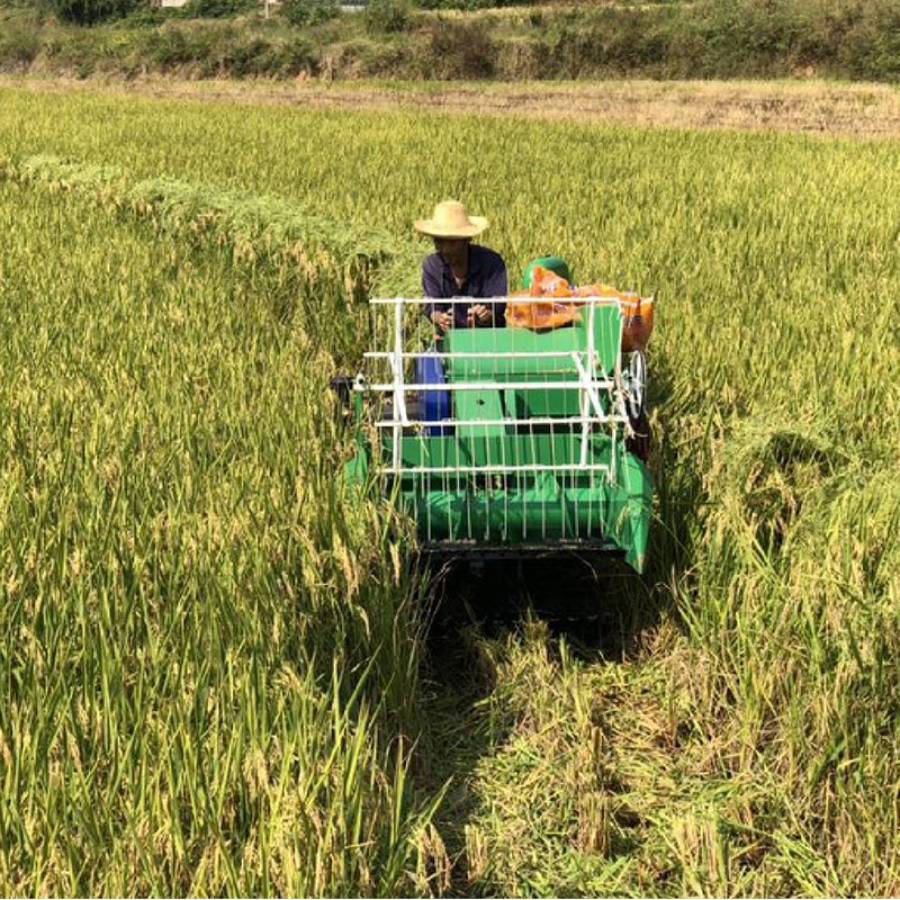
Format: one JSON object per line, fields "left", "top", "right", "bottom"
{"left": 578, "top": 350, "right": 590, "bottom": 468}
{"left": 610, "top": 301, "right": 626, "bottom": 484}
{"left": 585, "top": 302, "right": 598, "bottom": 471}
{"left": 392, "top": 302, "right": 405, "bottom": 474}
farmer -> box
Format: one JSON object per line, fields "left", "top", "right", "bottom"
{"left": 415, "top": 200, "right": 508, "bottom": 332}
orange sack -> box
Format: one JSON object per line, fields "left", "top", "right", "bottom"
{"left": 507, "top": 266, "right": 655, "bottom": 351}
{"left": 506, "top": 297, "right": 581, "bottom": 331}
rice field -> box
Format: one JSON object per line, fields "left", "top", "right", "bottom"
{"left": 0, "top": 84, "right": 898, "bottom": 896}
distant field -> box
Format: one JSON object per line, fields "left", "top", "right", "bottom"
{"left": 1, "top": 84, "right": 898, "bottom": 895}
{"left": 7, "top": 76, "right": 900, "bottom": 137}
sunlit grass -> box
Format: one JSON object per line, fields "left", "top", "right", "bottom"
{"left": 0, "top": 85, "right": 898, "bottom": 896}
{"left": 0, "top": 183, "right": 438, "bottom": 895}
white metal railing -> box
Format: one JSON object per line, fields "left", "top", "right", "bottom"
{"left": 383, "top": 463, "right": 615, "bottom": 476}
{"left": 358, "top": 297, "right": 634, "bottom": 483}
{"left": 365, "top": 378, "right": 616, "bottom": 394}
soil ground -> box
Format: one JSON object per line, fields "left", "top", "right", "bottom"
{"left": 4, "top": 76, "right": 900, "bottom": 138}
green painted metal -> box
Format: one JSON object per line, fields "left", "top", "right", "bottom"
{"left": 445, "top": 306, "right": 621, "bottom": 377}
{"left": 445, "top": 309, "right": 619, "bottom": 420}
{"left": 522, "top": 256, "right": 573, "bottom": 288}
{"left": 455, "top": 388, "right": 505, "bottom": 439}
{"left": 383, "top": 432, "right": 651, "bottom": 571}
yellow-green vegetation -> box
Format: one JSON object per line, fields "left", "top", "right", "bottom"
{"left": 1, "top": 84, "right": 898, "bottom": 895}
{"left": 2, "top": 0, "right": 899, "bottom": 82}
{"left": 0, "top": 177, "right": 440, "bottom": 895}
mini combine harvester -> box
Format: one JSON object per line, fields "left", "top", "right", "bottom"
{"left": 339, "top": 270, "right": 655, "bottom": 573}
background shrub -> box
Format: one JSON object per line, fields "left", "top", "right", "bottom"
{"left": 182, "top": 0, "right": 256, "bottom": 18}
{"left": 46, "top": 0, "right": 140, "bottom": 26}
{"left": 0, "top": 17, "right": 42, "bottom": 60}
{"left": 425, "top": 18, "right": 494, "bottom": 76}
{"left": 364, "top": 0, "right": 411, "bottom": 34}
{"left": 280, "top": 0, "right": 338, "bottom": 27}
{"left": 1, "top": 0, "right": 898, "bottom": 81}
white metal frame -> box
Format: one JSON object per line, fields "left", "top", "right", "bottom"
{"left": 358, "top": 296, "right": 636, "bottom": 482}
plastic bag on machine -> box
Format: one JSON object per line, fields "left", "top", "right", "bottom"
{"left": 508, "top": 265, "right": 655, "bottom": 350}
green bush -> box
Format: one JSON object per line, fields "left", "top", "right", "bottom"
{"left": 181, "top": 0, "right": 256, "bottom": 18}
{"left": 143, "top": 22, "right": 198, "bottom": 65}
{"left": 682, "top": 0, "right": 900, "bottom": 79}
{"left": 364, "top": 0, "right": 411, "bottom": 34}
{"left": 0, "top": 12, "right": 42, "bottom": 62}
{"left": 219, "top": 32, "right": 316, "bottom": 75}
{"left": 418, "top": 0, "right": 520, "bottom": 9}
{"left": 47, "top": 0, "right": 140, "bottom": 26}
{"left": 1, "top": 0, "right": 898, "bottom": 81}
{"left": 133, "top": 18, "right": 318, "bottom": 75}
{"left": 137, "top": 20, "right": 229, "bottom": 67}
{"left": 425, "top": 18, "right": 494, "bottom": 76}
{"left": 280, "top": 0, "right": 338, "bottom": 27}
{"left": 114, "top": 5, "right": 181, "bottom": 27}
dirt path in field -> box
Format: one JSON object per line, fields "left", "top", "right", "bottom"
{"left": 5, "top": 76, "right": 900, "bottom": 138}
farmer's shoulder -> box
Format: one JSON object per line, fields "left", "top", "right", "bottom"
{"left": 422, "top": 252, "right": 448, "bottom": 275}
{"left": 471, "top": 244, "right": 506, "bottom": 271}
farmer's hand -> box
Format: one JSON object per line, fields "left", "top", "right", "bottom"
{"left": 467, "top": 304, "right": 492, "bottom": 326}
{"left": 431, "top": 311, "right": 453, "bottom": 332}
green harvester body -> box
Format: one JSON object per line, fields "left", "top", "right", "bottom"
{"left": 346, "top": 301, "right": 653, "bottom": 572}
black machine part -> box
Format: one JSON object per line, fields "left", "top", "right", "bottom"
{"left": 624, "top": 351, "right": 651, "bottom": 462}
{"left": 330, "top": 375, "right": 354, "bottom": 410}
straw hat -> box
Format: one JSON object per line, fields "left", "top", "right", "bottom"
{"left": 414, "top": 200, "right": 488, "bottom": 239}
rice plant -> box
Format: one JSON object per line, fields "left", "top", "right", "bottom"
{"left": 0, "top": 84, "right": 897, "bottom": 896}
{"left": 0, "top": 182, "right": 441, "bottom": 895}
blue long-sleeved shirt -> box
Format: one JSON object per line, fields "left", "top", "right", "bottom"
{"left": 422, "top": 245, "right": 508, "bottom": 328}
